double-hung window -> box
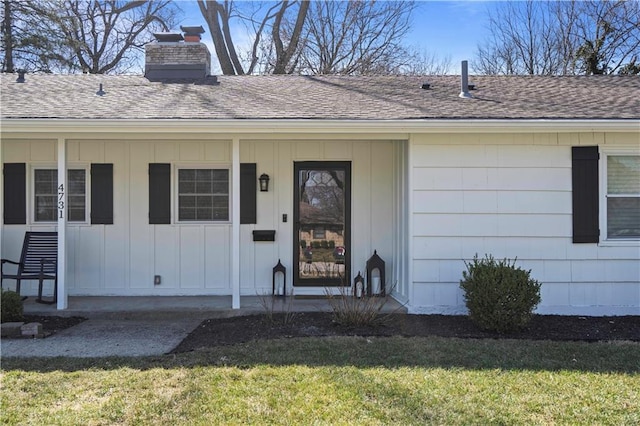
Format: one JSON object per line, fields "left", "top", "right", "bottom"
{"left": 177, "top": 168, "right": 229, "bottom": 221}
{"left": 34, "top": 169, "right": 86, "bottom": 222}
{"left": 603, "top": 154, "right": 640, "bottom": 240}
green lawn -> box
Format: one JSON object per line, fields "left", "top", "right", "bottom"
{"left": 2, "top": 336, "right": 639, "bottom": 425}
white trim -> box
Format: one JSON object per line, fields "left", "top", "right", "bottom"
{"left": 406, "top": 136, "right": 415, "bottom": 310}
{"left": 1, "top": 118, "right": 638, "bottom": 135}
{"left": 408, "top": 304, "right": 640, "bottom": 316}
{"left": 599, "top": 147, "right": 640, "bottom": 245}
{"left": 231, "top": 137, "right": 240, "bottom": 309}
{"left": 56, "top": 138, "right": 67, "bottom": 310}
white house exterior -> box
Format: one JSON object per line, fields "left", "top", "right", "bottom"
{"left": 1, "top": 35, "right": 639, "bottom": 315}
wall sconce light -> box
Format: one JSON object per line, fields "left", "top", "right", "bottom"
{"left": 259, "top": 173, "right": 270, "bottom": 192}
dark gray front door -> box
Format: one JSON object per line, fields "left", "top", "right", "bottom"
{"left": 293, "top": 162, "right": 351, "bottom": 286}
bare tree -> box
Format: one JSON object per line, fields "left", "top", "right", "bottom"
{"left": 473, "top": 0, "right": 562, "bottom": 75}
{"left": 299, "top": 0, "right": 415, "bottom": 75}
{"left": 271, "top": 0, "right": 309, "bottom": 74}
{"left": 1, "top": 1, "right": 14, "bottom": 72}
{"left": 399, "top": 48, "right": 452, "bottom": 75}
{"left": 198, "top": 0, "right": 309, "bottom": 75}
{"left": 198, "top": 0, "right": 430, "bottom": 76}
{"left": 197, "top": 0, "right": 242, "bottom": 75}
{"left": 572, "top": 0, "right": 640, "bottom": 74}
{"left": 473, "top": 0, "right": 640, "bottom": 75}
{"left": 1, "top": 0, "right": 177, "bottom": 74}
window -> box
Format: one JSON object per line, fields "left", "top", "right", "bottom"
{"left": 34, "top": 169, "right": 86, "bottom": 222}
{"left": 178, "top": 168, "right": 229, "bottom": 221}
{"left": 313, "top": 227, "right": 326, "bottom": 239}
{"left": 605, "top": 155, "right": 640, "bottom": 240}
{"left": 67, "top": 170, "right": 87, "bottom": 221}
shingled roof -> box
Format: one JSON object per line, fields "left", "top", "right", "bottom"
{"left": 1, "top": 73, "right": 639, "bottom": 120}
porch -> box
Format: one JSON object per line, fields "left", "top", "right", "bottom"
{"left": 22, "top": 295, "right": 407, "bottom": 319}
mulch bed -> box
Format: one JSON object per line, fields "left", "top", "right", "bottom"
{"left": 8, "top": 313, "right": 639, "bottom": 350}
{"left": 170, "top": 312, "right": 640, "bottom": 353}
{"left": 21, "top": 315, "right": 87, "bottom": 336}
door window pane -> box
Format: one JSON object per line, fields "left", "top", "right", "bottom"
{"left": 296, "top": 165, "right": 349, "bottom": 284}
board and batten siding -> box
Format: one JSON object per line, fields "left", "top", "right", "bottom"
{"left": 1, "top": 137, "right": 404, "bottom": 298}
{"left": 238, "top": 139, "right": 403, "bottom": 297}
{"left": 409, "top": 132, "right": 640, "bottom": 315}
{"left": 1, "top": 138, "right": 232, "bottom": 295}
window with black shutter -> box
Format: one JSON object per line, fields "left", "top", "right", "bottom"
{"left": 3, "top": 163, "right": 26, "bottom": 224}
{"left": 572, "top": 146, "right": 599, "bottom": 243}
{"left": 240, "top": 163, "right": 257, "bottom": 224}
{"left": 91, "top": 164, "right": 113, "bottom": 224}
{"left": 149, "top": 163, "right": 171, "bottom": 224}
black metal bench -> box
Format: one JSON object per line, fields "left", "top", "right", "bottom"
{"left": 1, "top": 232, "right": 58, "bottom": 304}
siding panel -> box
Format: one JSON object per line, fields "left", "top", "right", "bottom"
{"left": 409, "top": 138, "right": 639, "bottom": 315}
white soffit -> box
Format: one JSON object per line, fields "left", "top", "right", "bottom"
{"left": 1, "top": 118, "right": 639, "bottom": 136}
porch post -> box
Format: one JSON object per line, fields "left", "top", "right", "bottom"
{"left": 231, "top": 137, "right": 240, "bottom": 309}
{"left": 56, "top": 138, "right": 67, "bottom": 310}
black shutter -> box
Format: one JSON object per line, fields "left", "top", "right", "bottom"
{"left": 91, "top": 163, "right": 114, "bottom": 224}
{"left": 3, "top": 163, "right": 26, "bottom": 224}
{"left": 572, "top": 146, "right": 599, "bottom": 243}
{"left": 240, "top": 163, "right": 257, "bottom": 224}
{"left": 149, "top": 163, "right": 171, "bottom": 224}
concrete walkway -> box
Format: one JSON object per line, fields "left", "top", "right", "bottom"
{"left": 1, "top": 296, "right": 407, "bottom": 358}
{"left": 1, "top": 318, "right": 201, "bottom": 358}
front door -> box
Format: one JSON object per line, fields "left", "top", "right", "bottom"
{"left": 294, "top": 162, "right": 351, "bottom": 286}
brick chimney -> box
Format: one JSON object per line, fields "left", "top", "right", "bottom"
{"left": 145, "top": 25, "right": 211, "bottom": 81}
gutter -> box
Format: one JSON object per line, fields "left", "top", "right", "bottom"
{"left": 1, "top": 118, "right": 638, "bottom": 136}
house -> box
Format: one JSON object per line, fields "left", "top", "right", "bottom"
{"left": 1, "top": 29, "right": 639, "bottom": 315}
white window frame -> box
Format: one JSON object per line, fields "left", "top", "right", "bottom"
{"left": 31, "top": 165, "right": 90, "bottom": 224}
{"left": 599, "top": 148, "right": 640, "bottom": 245}
{"left": 174, "top": 164, "right": 232, "bottom": 224}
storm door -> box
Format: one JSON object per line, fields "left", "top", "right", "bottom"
{"left": 294, "top": 162, "right": 351, "bottom": 286}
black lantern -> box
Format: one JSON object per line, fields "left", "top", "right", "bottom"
{"left": 353, "top": 272, "right": 364, "bottom": 298}
{"left": 273, "top": 259, "right": 286, "bottom": 296}
{"left": 366, "top": 250, "right": 385, "bottom": 296}
{"left": 259, "top": 173, "right": 270, "bottom": 192}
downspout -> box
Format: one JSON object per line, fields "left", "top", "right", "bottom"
{"left": 56, "top": 138, "right": 67, "bottom": 309}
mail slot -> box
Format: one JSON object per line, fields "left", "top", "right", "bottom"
{"left": 253, "top": 230, "right": 276, "bottom": 241}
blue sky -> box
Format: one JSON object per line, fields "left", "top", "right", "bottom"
{"left": 409, "top": 1, "right": 492, "bottom": 68}
{"left": 175, "top": 1, "right": 494, "bottom": 74}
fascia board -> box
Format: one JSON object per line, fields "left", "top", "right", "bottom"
{"left": 1, "top": 118, "right": 638, "bottom": 135}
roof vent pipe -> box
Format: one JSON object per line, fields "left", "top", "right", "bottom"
{"left": 16, "top": 71, "right": 25, "bottom": 83}
{"left": 459, "top": 60, "right": 472, "bottom": 98}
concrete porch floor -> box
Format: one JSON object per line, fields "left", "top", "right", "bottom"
{"left": 23, "top": 295, "right": 408, "bottom": 320}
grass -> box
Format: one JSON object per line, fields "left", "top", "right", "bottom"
{"left": 2, "top": 337, "right": 639, "bottom": 425}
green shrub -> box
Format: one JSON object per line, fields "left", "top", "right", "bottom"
{"left": 328, "top": 240, "right": 335, "bottom": 249}
{"left": 460, "top": 254, "right": 541, "bottom": 333}
{"left": 312, "top": 241, "right": 321, "bottom": 249}
{"left": 1, "top": 290, "right": 24, "bottom": 323}
{"left": 300, "top": 240, "right": 307, "bottom": 249}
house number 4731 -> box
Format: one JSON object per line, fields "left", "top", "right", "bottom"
{"left": 58, "top": 183, "right": 65, "bottom": 219}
